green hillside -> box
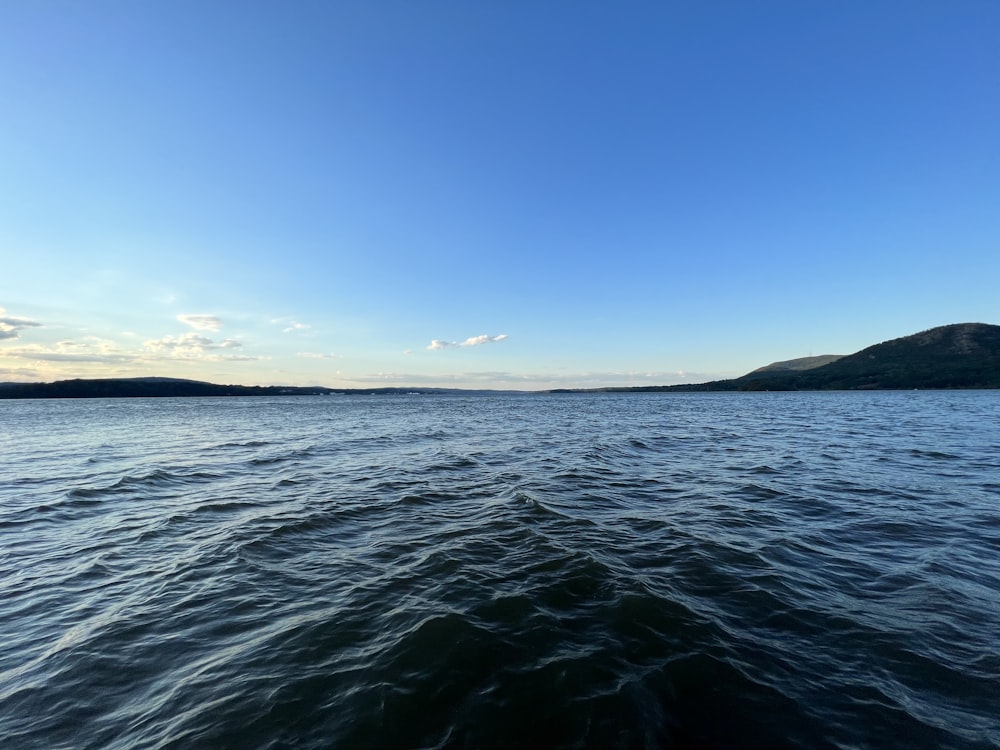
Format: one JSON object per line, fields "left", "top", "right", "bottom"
{"left": 725, "top": 323, "right": 1000, "bottom": 390}
{"left": 553, "top": 323, "right": 1000, "bottom": 392}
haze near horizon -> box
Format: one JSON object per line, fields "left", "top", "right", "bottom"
{"left": 2, "top": 1, "right": 998, "bottom": 389}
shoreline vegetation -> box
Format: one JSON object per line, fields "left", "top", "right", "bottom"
{"left": 2, "top": 323, "right": 998, "bottom": 399}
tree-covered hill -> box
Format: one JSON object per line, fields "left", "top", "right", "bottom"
{"left": 734, "top": 323, "right": 1000, "bottom": 390}
{"left": 667, "top": 323, "right": 1000, "bottom": 391}
{"left": 551, "top": 323, "right": 1000, "bottom": 392}
{"left": 0, "top": 378, "right": 522, "bottom": 399}
{"left": 0, "top": 378, "right": 336, "bottom": 399}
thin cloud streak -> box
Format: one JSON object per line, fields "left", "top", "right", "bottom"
{"left": 0, "top": 308, "right": 43, "bottom": 341}
{"left": 177, "top": 314, "right": 223, "bottom": 331}
{"left": 3, "top": 350, "right": 135, "bottom": 363}
{"left": 4, "top": 333, "right": 260, "bottom": 366}
{"left": 341, "top": 368, "right": 728, "bottom": 390}
{"left": 271, "top": 317, "right": 311, "bottom": 334}
{"left": 145, "top": 333, "right": 244, "bottom": 357}
{"left": 2, "top": 338, "right": 134, "bottom": 364}
{"left": 427, "top": 333, "right": 508, "bottom": 351}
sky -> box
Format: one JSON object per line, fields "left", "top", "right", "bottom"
{"left": 2, "top": 1, "right": 998, "bottom": 389}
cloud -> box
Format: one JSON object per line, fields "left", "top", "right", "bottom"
{"left": 464, "top": 333, "right": 508, "bottom": 346}
{"left": 10, "top": 351, "right": 132, "bottom": 363}
{"left": 0, "top": 308, "right": 42, "bottom": 341}
{"left": 177, "top": 314, "right": 223, "bottom": 331}
{"left": 3, "top": 338, "right": 134, "bottom": 364}
{"left": 271, "top": 317, "right": 311, "bottom": 334}
{"left": 144, "top": 333, "right": 247, "bottom": 359}
{"left": 427, "top": 333, "right": 508, "bottom": 350}
{"left": 147, "top": 333, "right": 213, "bottom": 352}
{"left": 2, "top": 331, "right": 264, "bottom": 374}
{"left": 297, "top": 352, "right": 340, "bottom": 359}
{"left": 0, "top": 364, "right": 45, "bottom": 381}
{"left": 336, "top": 368, "right": 729, "bottom": 390}
{"left": 213, "top": 354, "right": 262, "bottom": 362}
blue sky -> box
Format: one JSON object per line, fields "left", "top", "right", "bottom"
{"left": 2, "top": 1, "right": 998, "bottom": 389}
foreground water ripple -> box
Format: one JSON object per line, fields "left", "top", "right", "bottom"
{"left": 1, "top": 392, "right": 998, "bottom": 748}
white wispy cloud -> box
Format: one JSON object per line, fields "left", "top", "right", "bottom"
{"left": 463, "top": 333, "right": 508, "bottom": 346}
{"left": 177, "top": 314, "right": 223, "bottom": 331}
{"left": 3, "top": 338, "right": 134, "bottom": 363}
{"left": 0, "top": 364, "right": 44, "bottom": 381}
{"left": 144, "top": 333, "right": 248, "bottom": 359}
{"left": 0, "top": 308, "right": 43, "bottom": 341}
{"left": 427, "top": 333, "right": 508, "bottom": 350}
{"left": 1, "top": 330, "right": 266, "bottom": 381}
{"left": 297, "top": 352, "right": 339, "bottom": 359}
{"left": 146, "top": 333, "right": 212, "bottom": 353}
{"left": 342, "top": 368, "right": 726, "bottom": 389}
{"left": 271, "top": 317, "right": 311, "bottom": 334}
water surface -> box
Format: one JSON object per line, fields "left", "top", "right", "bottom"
{"left": 1, "top": 392, "right": 998, "bottom": 748}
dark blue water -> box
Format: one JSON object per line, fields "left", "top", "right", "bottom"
{"left": 1, "top": 392, "right": 998, "bottom": 749}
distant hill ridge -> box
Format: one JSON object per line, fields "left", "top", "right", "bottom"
{"left": 0, "top": 378, "right": 517, "bottom": 399}
{"left": 0, "top": 378, "right": 335, "bottom": 399}
{"left": 670, "top": 323, "right": 1000, "bottom": 391}
{"left": 749, "top": 354, "right": 844, "bottom": 374}
{"left": 547, "top": 323, "right": 1000, "bottom": 392}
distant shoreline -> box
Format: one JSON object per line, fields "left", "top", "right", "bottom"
{"left": 3, "top": 322, "right": 998, "bottom": 397}
{"left": 0, "top": 379, "right": 529, "bottom": 399}
{"left": 1, "top": 380, "right": 997, "bottom": 400}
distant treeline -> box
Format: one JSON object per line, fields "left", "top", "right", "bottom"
{"left": 0, "top": 379, "right": 492, "bottom": 399}
{"left": 0, "top": 379, "right": 334, "bottom": 399}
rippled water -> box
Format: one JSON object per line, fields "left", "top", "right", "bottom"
{"left": 1, "top": 392, "right": 998, "bottom": 749}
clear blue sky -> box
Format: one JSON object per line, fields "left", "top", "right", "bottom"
{"left": 2, "top": 1, "right": 998, "bottom": 388}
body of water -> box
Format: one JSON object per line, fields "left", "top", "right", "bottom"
{"left": 1, "top": 392, "right": 998, "bottom": 749}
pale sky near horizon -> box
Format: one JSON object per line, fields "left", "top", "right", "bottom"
{"left": 2, "top": 1, "right": 998, "bottom": 389}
